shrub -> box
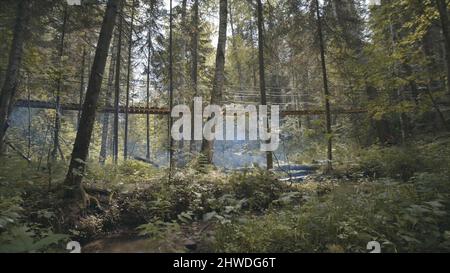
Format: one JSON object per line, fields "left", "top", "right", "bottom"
{"left": 419, "top": 137, "right": 450, "bottom": 176}
{"left": 0, "top": 195, "right": 69, "bottom": 253}
{"left": 208, "top": 173, "right": 450, "bottom": 253}
{"left": 86, "top": 160, "right": 161, "bottom": 187}
{"left": 229, "top": 169, "right": 288, "bottom": 212}
{"left": 358, "top": 146, "right": 424, "bottom": 181}
{"left": 115, "top": 168, "right": 229, "bottom": 226}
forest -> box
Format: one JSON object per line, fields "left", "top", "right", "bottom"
{"left": 0, "top": 0, "right": 450, "bottom": 254}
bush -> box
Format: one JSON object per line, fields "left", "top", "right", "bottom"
{"left": 358, "top": 146, "right": 424, "bottom": 181}
{"left": 114, "top": 168, "right": 229, "bottom": 226}
{"left": 229, "top": 169, "right": 288, "bottom": 212}
{"left": 419, "top": 137, "right": 450, "bottom": 176}
{"left": 208, "top": 173, "right": 450, "bottom": 253}
{"left": 85, "top": 160, "right": 161, "bottom": 187}
{"left": 0, "top": 195, "right": 69, "bottom": 253}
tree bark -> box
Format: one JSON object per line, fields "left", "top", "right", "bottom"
{"left": 190, "top": 0, "right": 199, "bottom": 153}
{"left": 177, "top": 0, "right": 189, "bottom": 156}
{"left": 256, "top": 0, "right": 273, "bottom": 170}
{"left": 99, "top": 33, "right": 117, "bottom": 164}
{"left": 201, "top": 0, "right": 228, "bottom": 164}
{"left": 229, "top": 2, "right": 244, "bottom": 92}
{"left": 146, "top": 27, "right": 152, "bottom": 160}
{"left": 169, "top": 0, "right": 174, "bottom": 171}
{"left": 64, "top": 0, "right": 122, "bottom": 201}
{"left": 113, "top": 8, "right": 123, "bottom": 165}
{"left": 0, "top": 0, "right": 30, "bottom": 154}
{"left": 78, "top": 45, "right": 87, "bottom": 129}
{"left": 124, "top": 0, "right": 135, "bottom": 161}
{"left": 52, "top": 5, "right": 68, "bottom": 162}
{"left": 26, "top": 74, "right": 31, "bottom": 159}
{"left": 315, "top": 0, "right": 333, "bottom": 172}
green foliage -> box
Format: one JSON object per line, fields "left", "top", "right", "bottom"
{"left": 0, "top": 226, "right": 68, "bottom": 253}
{"left": 2, "top": 0, "right": 450, "bottom": 254}
{"left": 85, "top": 160, "right": 161, "bottom": 188}
{"left": 209, "top": 173, "right": 450, "bottom": 253}
{"left": 101, "top": 167, "right": 229, "bottom": 227}
{"left": 0, "top": 194, "right": 69, "bottom": 253}
{"left": 0, "top": 157, "right": 71, "bottom": 252}
{"left": 229, "top": 169, "right": 288, "bottom": 212}
{"left": 136, "top": 220, "right": 186, "bottom": 253}
{"left": 358, "top": 146, "right": 424, "bottom": 181}
{"left": 418, "top": 136, "right": 450, "bottom": 175}
{"left": 0, "top": 196, "right": 23, "bottom": 230}
{"left": 138, "top": 220, "right": 181, "bottom": 240}
{"left": 358, "top": 138, "right": 450, "bottom": 181}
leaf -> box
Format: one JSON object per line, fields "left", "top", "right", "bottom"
{"left": 203, "top": 212, "right": 217, "bottom": 222}
{"left": 177, "top": 212, "right": 193, "bottom": 223}
{"left": 31, "top": 233, "right": 69, "bottom": 251}
{"left": 425, "top": 201, "right": 444, "bottom": 208}
{"left": 74, "top": 158, "right": 87, "bottom": 165}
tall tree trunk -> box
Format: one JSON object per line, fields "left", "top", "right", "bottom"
{"left": 177, "top": 0, "right": 189, "bottom": 156}
{"left": 181, "top": 0, "right": 188, "bottom": 62}
{"left": 0, "top": 0, "right": 30, "bottom": 154}
{"left": 200, "top": 0, "right": 227, "bottom": 164}
{"left": 168, "top": 0, "right": 174, "bottom": 171}
{"left": 180, "top": 0, "right": 188, "bottom": 82}
{"left": 229, "top": 2, "right": 244, "bottom": 92}
{"left": 146, "top": 28, "right": 152, "bottom": 160}
{"left": 250, "top": 18, "right": 258, "bottom": 89}
{"left": 190, "top": 0, "right": 199, "bottom": 153}
{"left": 256, "top": 0, "right": 273, "bottom": 170}
{"left": 114, "top": 9, "right": 123, "bottom": 165}
{"left": 78, "top": 45, "right": 87, "bottom": 129}
{"left": 435, "top": 0, "right": 450, "bottom": 96}
{"left": 315, "top": 0, "right": 333, "bottom": 172}
{"left": 26, "top": 74, "right": 31, "bottom": 159}
{"left": 52, "top": 5, "right": 68, "bottom": 162}
{"left": 99, "top": 33, "right": 117, "bottom": 164}
{"left": 124, "top": 0, "right": 135, "bottom": 161}
{"left": 64, "top": 0, "right": 122, "bottom": 201}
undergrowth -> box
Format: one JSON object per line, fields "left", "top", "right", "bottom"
{"left": 1, "top": 135, "right": 450, "bottom": 253}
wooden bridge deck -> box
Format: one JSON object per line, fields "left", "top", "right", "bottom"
{"left": 14, "top": 100, "right": 171, "bottom": 115}
{"left": 14, "top": 100, "right": 366, "bottom": 116}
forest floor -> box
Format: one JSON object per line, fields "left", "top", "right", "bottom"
{"left": 1, "top": 133, "right": 450, "bottom": 253}
{"left": 82, "top": 222, "right": 208, "bottom": 253}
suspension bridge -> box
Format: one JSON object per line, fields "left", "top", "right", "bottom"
{"left": 14, "top": 99, "right": 366, "bottom": 116}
